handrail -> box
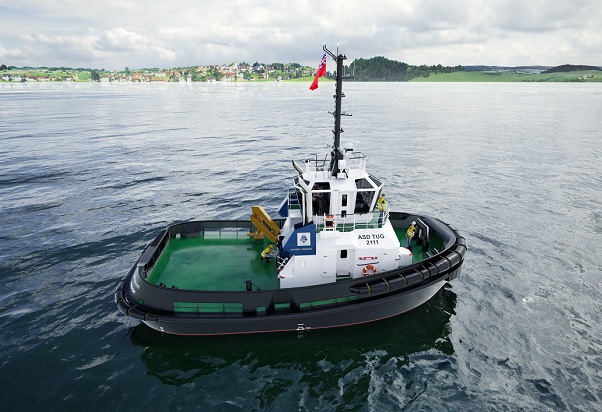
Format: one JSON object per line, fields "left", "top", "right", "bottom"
{"left": 298, "top": 151, "right": 367, "bottom": 174}
{"left": 314, "top": 208, "right": 389, "bottom": 232}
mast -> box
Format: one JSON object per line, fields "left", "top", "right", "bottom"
{"left": 323, "top": 45, "right": 352, "bottom": 177}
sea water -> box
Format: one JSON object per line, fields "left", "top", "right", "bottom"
{"left": 1, "top": 81, "right": 601, "bottom": 411}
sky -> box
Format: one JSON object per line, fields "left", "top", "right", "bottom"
{"left": 1, "top": 0, "right": 601, "bottom": 70}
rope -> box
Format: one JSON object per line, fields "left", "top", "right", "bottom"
{"left": 454, "top": 242, "right": 468, "bottom": 251}
{"left": 430, "top": 262, "right": 440, "bottom": 275}
{"left": 414, "top": 268, "right": 423, "bottom": 281}
{"left": 450, "top": 250, "right": 463, "bottom": 263}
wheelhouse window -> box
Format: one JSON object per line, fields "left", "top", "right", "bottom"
{"left": 369, "top": 174, "right": 382, "bottom": 188}
{"left": 312, "top": 182, "right": 331, "bottom": 215}
{"left": 354, "top": 190, "right": 375, "bottom": 213}
{"left": 355, "top": 178, "right": 373, "bottom": 189}
{"left": 312, "top": 182, "right": 331, "bottom": 190}
{"left": 312, "top": 191, "right": 331, "bottom": 215}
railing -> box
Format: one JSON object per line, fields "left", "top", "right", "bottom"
{"left": 298, "top": 151, "right": 367, "bottom": 175}
{"left": 137, "top": 229, "right": 169, "bottom": 279}
{"left": 314, "top": 206, "right": 389, "bottom": 233}
{"left": 287, "top": 189, "right": 300, "bottom": 211}
{"left": 138, "top": 222, "right": 256, "bottom": 280}
{"left": 277, "top": 255, "right": 290, "bottom": 273}
{"left": 345, "top": 152, "right": 367, "bottom": 172}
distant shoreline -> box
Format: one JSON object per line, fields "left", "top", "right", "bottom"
{"left": 2, "top": 62, "right": 601, "bottom": 83}
{"left": 1, "top": 71, "right": 601, "bottom": 83}
{"left": 2, "top": 75, "right": 601, "bottom": 83}
{"left": 409, "top": 70, "right": 601, "bottom": 82}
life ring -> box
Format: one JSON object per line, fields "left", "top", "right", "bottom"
{"left": 363, "top": 264, "right": 377, "bottom": 276}
{"left": 324, "top": 215, "right": 336, "bottom": 228}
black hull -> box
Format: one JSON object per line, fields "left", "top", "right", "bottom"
{"left": 115, "top": 213, "right": 466, "bottom": 336}
{"left": 140, "top": 277, "right": 448, "bottom": 335}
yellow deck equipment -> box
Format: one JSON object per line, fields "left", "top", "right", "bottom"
{"left": 248, "top": 206, "right": 280, "bottom": 243}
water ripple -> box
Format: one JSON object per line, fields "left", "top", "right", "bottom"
{"left": 1, "top": 82, "right": 601, "bottom": 411}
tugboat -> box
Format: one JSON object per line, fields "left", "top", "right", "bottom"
{"left": 115, "top": 46, "right": 467, "bottom": 335}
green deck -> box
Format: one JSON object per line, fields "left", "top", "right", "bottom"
{"left": 147, "top": 227, "right": 444, "bottom": 292}
{"left": 147, "top": 232, "right": 278, "bottom": 291}
{"left": 393, "top": 228, "right": 444, "bottom": 262}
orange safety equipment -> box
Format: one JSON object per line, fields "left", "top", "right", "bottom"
{"left": 362, "top": 264, "right": 377, "bottom": 276}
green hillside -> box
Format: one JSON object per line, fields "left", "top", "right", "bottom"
{"left": 410, "top": 70, "right": 602, "bottom": 82}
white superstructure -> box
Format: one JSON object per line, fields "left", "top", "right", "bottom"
{"left": 277, "top": 151, "right": 412, "bottom": 288}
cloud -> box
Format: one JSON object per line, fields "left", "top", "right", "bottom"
{"left": 0, "top": 42, "right": 27, "bottom": 60}
{"left": 490, "top": 0, "right": 599, "bottom": 32}
{"left": 1, "top": 0, "right": 601, "bottom": 68}
{"left": 17, "top": 28, "right": 178, "bottom": 68}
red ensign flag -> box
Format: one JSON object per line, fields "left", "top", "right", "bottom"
{"left": 309, "top": 53, "right": 327, "bottom": 90}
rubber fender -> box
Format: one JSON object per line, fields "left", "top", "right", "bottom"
{"left": 404, "top": 272, "right": 422, "bottom": 286}
{"left": 455, "top": 235, "right": 467, "bottom": 248}
{"left": 454, "top": 244, "right": 467, "bottom": 259}
{"left": 114, "top": 286, "right": 125, "bottom": 302}
{"left": 349, "top": 285, "right": 368, "bottom": 295}
{"left": 125, "top": 305, "right": 147, "bottom": 320}
{"left": 388, "top": 274, "right": 408, "bottom": 289}
{"left": 367, "top": 279, "right": 389, "bottom": 294}
{"left": 351, "top": 272, "right": 413, "bottom": 294}
{"left": 114, "top": 279, "right": 126, "bottom": 304}
{"left": 433, "top": 258, "right": 450, "bottom": 273}
{"left": 349, "top": 283, "right": 370, "bottom": 294}
{"left": 426, "top": 262, "right": 439, "bottom": 276}
{"left": 442, "top": 255, "right": 454, "bottom": 271}
{"left": 143, "top": 312, "right": 158, "bottom": 322}
{"left": 417, "top": 266, "right": 430, "bottom": 280}
{"left": 453, "top": 233, "right": 467, "bottom": 255}
{"left": 116, "top": 298, "right": 132, "bottom": 315}
{"left": 446, "top": 251, "right": 462, "bottom": 267}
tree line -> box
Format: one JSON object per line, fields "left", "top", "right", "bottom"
{"left": 543, "top": 64, "right": 601, "bottom": 74}
{"left": 333, "top": 56, "right": 463, "bottom": 81}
